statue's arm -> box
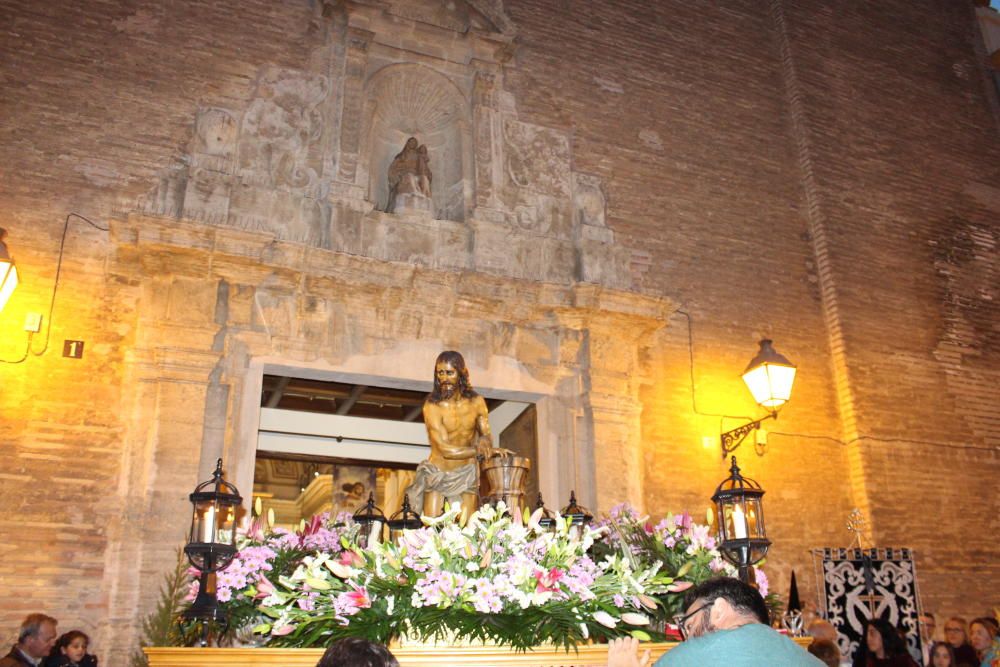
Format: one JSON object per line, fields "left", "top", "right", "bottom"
{"left": 474, "top": 397, "right": 512, "bottom": 459}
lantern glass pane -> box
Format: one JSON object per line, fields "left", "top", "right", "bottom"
{"left": 745, "top": 498, "right": 765, "bottom": 539}
{"left": 742, "top": 363, "right": 796, "bottom": 408}
{"left": 217, "top": 506, "right": 236, "bottom": 545}
{"left": 357, "top": 519, "right": 384, "bottom": 549}
{"left": 0, "top": 262, "right": 17, "bottom": 313}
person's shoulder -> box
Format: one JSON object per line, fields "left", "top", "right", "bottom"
{"left": 728, "top": 624, "right": 826, "bottom": 665}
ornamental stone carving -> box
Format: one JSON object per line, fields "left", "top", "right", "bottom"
{"left": 131, "top": 0, "right": 632, "bottom": 289}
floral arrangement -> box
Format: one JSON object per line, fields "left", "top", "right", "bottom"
{"left": 186, "top": 501, "right": 772, "bottom": 649}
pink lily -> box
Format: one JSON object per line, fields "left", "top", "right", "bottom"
{"left": 253, "top": 575, "right": 276, "bottom": 600}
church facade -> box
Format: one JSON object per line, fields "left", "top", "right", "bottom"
{"left": 0, "top": 0, "right": 997, "bottom": 662}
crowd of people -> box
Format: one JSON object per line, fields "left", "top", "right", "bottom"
{"left": 5, "top": 581, "right": 998, "bottom": 667}
{"left": 801, "top": 610, "right": 1000, "bottom": 667}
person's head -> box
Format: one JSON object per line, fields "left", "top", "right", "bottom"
{"left": 52, "top": 630, "right": 89, "bottom": 663}
{"left": 919, "top": 612, "right": 936, "bottom": 642}
{"left": 808, "top": 638, "right": 841, "bottom": 667}
{"left": 674, "top": 576, "right": 769, "bottom": 640}
{"left": 429, "top": 351, "right": 477, "bottom": 402}
{"left": 969, "top": 618, "right": 997, "bottom": 653}
{"left": 944, "top": 617, "right": 968, "bottom": 647}
{"left": 315, "top": 638, "right": 398, "bottom": 667}
{"left": 865, "top": 618, "right": 907, "bottom": 659}
{"left": 17, "top": 614, "right": 58, "bottom": 659}
{"left": 931, "top": 641, "right": 957, "bottom": 667}
{"left": 807, "top": 618, "right": 838, "bottom": 643}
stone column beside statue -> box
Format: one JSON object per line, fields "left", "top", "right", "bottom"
{"left": 386, "top": 136, "right": 433, "bottom": 215}
{"left": 405, "top": 351, "right": 529, "bottom": 518}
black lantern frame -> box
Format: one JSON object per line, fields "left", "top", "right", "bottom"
{"left": 533, "top": 493, "right": 557, "bottom": 532}
{"left": 711, "top": 456, "right": 770, "bottom": 585}
{"left": 183, "top": 458, "right": 243, "bottom": 645}
{"left": 387, "top": 494, "right": 423, "bottom": 542}
{"left": 560, "top": 490, "right": 593, "bottom": 537}
{"left": 353, "top": 492, "right": 387, "bottom": 549}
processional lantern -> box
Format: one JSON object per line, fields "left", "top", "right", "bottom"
{"left": 183, "top": 458, "right": 243, "bottom": 645}
{"left": 387, "top": 494, "right": 422, "bottom": 542}
{"left": 353, "top": 492, "right": 386, "bottom": 548}
{"left": 712, "top": 456, "right": 770, "bottom": 585}
{"left": 560, "top": 490, "right": 593, "bottom": 538}
{"left": 0, "top": 228, "right": 19, "bottom": 314}
{"left": 533, "top": 493, "right": 557, "bottom": 532}
{"left": 721, "top": 339, "right": 797, "bottom": 458}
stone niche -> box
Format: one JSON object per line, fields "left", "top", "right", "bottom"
{"left": 131, "top": 0, "right": 631, "bottom": 289}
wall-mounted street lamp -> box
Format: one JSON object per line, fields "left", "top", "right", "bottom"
{"left": 720, "top": 339, "right": 796, "bottom": 458}
{"left": 0, "top": 228, "right": 19, "bottom": 314}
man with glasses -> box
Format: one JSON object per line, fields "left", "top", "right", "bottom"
{"left": 608, "top": 577, "right": 823, "bottom": 666}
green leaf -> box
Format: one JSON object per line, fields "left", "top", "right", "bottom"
{"left": 631, "top": 629, "right": 652, "bottom": 641}
{"left": 259, "top": 606, "right": 282, "bottom": 619}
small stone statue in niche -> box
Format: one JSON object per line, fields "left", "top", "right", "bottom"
{"left": 386, "top": 136, "right": 432, "bottom": 213}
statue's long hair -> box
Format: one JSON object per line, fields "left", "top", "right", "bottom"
{"left": 428, "top": 350, "right": 478, "bottom": 403}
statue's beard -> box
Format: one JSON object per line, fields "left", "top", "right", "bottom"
{"left": 439, "top": 381, "right": 456, "bottom": 397}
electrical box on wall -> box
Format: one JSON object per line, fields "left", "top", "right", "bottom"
{"left": 24, "top": 313, "right": 41, "bottom": 332}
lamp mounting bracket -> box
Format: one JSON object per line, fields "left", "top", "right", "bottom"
{"left": 720, "top": 412, "right": 777, "bottom": 459}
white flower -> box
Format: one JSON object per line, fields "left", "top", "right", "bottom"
{"left": 593, "top": 610, "right": 618, "bottom": 628}
{"left": 621, "top": 612, "right": 650, "bottom": 626}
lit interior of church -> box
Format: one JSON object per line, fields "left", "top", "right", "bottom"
{"left": 1, "top": 1, "right": 998, "bottom": 666}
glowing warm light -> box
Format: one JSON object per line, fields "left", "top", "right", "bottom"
{"left": 741, "top": 339, "right": 796, "bottom": 410}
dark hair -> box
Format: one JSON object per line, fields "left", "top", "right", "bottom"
{"left": 18, "top": 614, "right": 57, "bottom": 643}
{"left": 865, "top": 618, "right": 909, "bottom": 657}
{"left": 808, "top": 638, "right": 841, "bottom": 667}
{"left": 682, "top": 576, "right": 770, "bottom": 625}
{"left": 428, "top": 350, "right": 478, "bottom": 403}
{"left": 316, "top": 638, "right": 399, "bottom": 667}
{"left": 50, "top": 630, "right": 89, "bottom": 658}
{"left": 930, "top": 641, "right": 956, "bottom": 666}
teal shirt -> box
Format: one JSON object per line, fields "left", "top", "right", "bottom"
{"left": 655, "top": 622, "right": 825, "bottom": 667}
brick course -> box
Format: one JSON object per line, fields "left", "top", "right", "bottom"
{"left": 0, "top": 0, "right": 996, "bottom": 660}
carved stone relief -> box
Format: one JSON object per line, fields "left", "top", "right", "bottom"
{"left": 131, "top": 0, "right": 631, "bottom": 288}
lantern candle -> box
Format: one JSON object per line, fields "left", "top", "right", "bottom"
{"left": 731, "top": 503, "right": 748, "bottom": 539}
{"left": 202, "top": 507, "right": 216, "bottom": 543}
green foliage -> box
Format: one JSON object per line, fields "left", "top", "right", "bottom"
{"left": 129, "top": 548, "right": 195, "bottom": 667}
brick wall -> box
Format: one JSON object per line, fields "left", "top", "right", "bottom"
{"left": 0, "top": 0, "right": 996, "bottom": 659}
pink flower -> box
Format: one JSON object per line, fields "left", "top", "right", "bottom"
{"left": 534, "top": 568, "right": 564, "bottom": 594}
{"left": 253, "top": 575, "right": 276, "bottom": 600}
{"left": 754, "top": 568, "right": 769, "bottom": 597}
{"left": 336, "top": 584, "right": 371, "bottom": 613}
{"left": 271, "top": 623, "right": 296, "bottom": 636}
{"left": 666, "top": 581, "right": 693, "bottom": 592}
{"left": 338, "top": 550, "right": 365, "bottom": 568}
